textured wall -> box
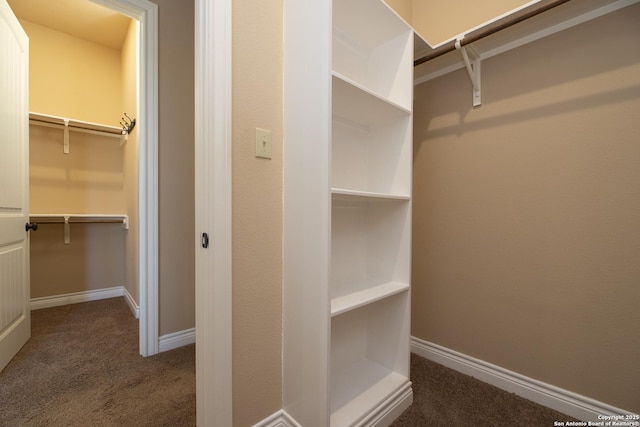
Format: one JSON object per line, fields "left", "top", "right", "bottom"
{"left": 231, "top": 0, "right": 284, "bottom": 424}
{"left": 412, "top": 5, "right": 640, "bottom": 413}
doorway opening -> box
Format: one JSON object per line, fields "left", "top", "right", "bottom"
{"left": 7, "top": 0, "right": 158, "bottom": 357}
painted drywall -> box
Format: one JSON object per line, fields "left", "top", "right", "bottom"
{"left": 231, "top": 0, "right": 284, "bottom": 424}
{"left": 23, "top": 21, "right": 122, "bottom": 125}
{"left": 149, "top": 0, "right": 196, "bottom": 337}
{"left": 121, "top": 19, "right": 139, "bottom": 304}
{"left": 30, "top": 224, "right": 126, "bottom": 297}
{"left": 25, "top": 20, "right": 128, "bottom": 297}
{"left": 412, "top": 4, "right": 640, "bottom": 413}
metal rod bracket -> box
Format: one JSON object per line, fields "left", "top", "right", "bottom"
{"left": 64, "top": 216, "right": 71, "bottom": 244}
{"left": 455, "top": 37, "right": 482, "bottom": 107}
{"left": 63, "top": 119, "right": 70, "bottom": 154}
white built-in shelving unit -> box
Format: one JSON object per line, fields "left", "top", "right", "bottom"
{"left": 283, "top": 0, "right": 414, "bottom": 425}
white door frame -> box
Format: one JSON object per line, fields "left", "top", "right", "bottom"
{"left": 90, "top": 0, "right": 159, "bottom": 357}
{"left": 194, "top": 0, "right": 233, "bottom": 424}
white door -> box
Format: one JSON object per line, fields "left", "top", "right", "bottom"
{"left": 0, "top": 0, "right": 30, "bottom": 373}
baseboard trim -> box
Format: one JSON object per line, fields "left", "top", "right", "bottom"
{"left": 411, "top": 337, "right": 636, "bottom": 421}
{"left": 159, "top": 328, "right": 195, "bottom": 353}
{"left": 30, "top": 286, "right": 125, "bottom": 311}
{"left": 362, "top": 382, "right": 413, "bottom": 427}
{"left": 252, "top": 409, "right": 301, "bottom": 427}
{"left": 122, "top": 287, "right": 140, "bottom": 319}
{"left": 253, "top": 386, "right": 411, "bottom": 427}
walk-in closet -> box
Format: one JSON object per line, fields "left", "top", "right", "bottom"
{"left": 8, "top": 0, "right": 140, "bottom": 317}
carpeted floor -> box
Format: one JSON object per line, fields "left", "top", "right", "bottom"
{"left": 1, "top": 297, "right": 579, "bottom": 426}
{"left": 391, "top": 353, "right": 579, "bottom": 427}
{"left": 0, "top": 297, "right": 195, "bottom": 427}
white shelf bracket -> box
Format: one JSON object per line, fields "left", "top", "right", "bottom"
{"left": 455, "top": 37, "right": 481, "bottom": 107}
{"left": 63, "top": 119, "right": 70, "bottom": 154}
{"left": 63, "top": 216, "right": 71, "bottom": 245}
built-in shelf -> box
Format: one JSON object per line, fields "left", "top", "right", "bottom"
{"left": 283, "top": 0, "right": 413, "bottom": 424}
{"left": 331, "top": 281, "right": 409, "bottom": 317}
{"left": 333, "top": 0, "right": 412, "bottom": 109}
{"left": 332, "top": 73, "right": 410, "bottom": 125}
{"left": 330, "top": 291, "right": 411, "bottom": 427}
{"left": 332, "top": 188, "right": 410, "bottom": 202}
{"left": 330, "top": 359, "right": 410, "bottom": 427}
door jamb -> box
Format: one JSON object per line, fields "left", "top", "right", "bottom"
{"left": 194, "top": 0, "right": 233, "bottom": 424}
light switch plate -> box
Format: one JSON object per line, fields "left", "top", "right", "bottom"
{"left": 255, "top": 128, "right": 272, "bottom": 159}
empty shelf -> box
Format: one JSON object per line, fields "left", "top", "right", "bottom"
{"left": 332, "top": 188, "right": 410, "bottom": 202}
{"left": 331, "top": 281, "right": 409, "bottom": 317}
{"left": 330, "top": 359, "right": 411, "bottom": 427}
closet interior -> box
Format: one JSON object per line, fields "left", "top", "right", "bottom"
{"left": 11, "top": 0, "right": 140, "bottom": 314}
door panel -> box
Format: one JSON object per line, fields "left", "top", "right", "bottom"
{"left": 0, "top": 0, "right": 30, "bottom": 373}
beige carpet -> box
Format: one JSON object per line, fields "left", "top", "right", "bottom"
{"left": 0, "top": 297, "right": 195, "bottom": 426}
{"left": 1, "top": 297, "right": 580, "bottom": 426}
{"left": 391, "top": 353, "right": 579, "bottom": 427}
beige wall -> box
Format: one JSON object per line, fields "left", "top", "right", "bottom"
{"left": 30, "top": 224, "right": 126, "bottom": 298}
{"left": 26, "top": 20, "right": 128, "bottom": 297}
{"left": 412, "top": 4, "right": 640, "bottom": 413}
{"left": 150, "top": 0, "right": 196, "bottom": 337}
{"left": 23, "top": 21, "right": 122, "bottom": 125}
{"left": 231, "top": 0, "right": 284, "bottom": 424}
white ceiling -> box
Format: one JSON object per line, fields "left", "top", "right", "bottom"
{"left": 7, "top": 0, "right": 132, "bottom": 50}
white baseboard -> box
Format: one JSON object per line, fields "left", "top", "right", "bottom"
{"left": 122, "top": 286, "right": 140, "bottom": 319}
{"left": 411, "top": 337, "right": 637, "bottom": 421}
{"left": 363, "top": 382, "right": 413, "bottom": 427}
{"left": 253, "top": 387, "right": 411, "bottom": 427}
{"left": 252, "top": 410, "right": 301, "bottom": 427}
{"left": 159, "top": 327, "right": 195, "bottom": 353}
{"left": 30, "top": 286, "right": 125, "bottom": 311}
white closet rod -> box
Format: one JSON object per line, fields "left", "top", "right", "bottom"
{"left": 31, "top": 216, "right": 128, "bottom": 225}
{"left": 29, "top": 214, "right": 129, "bottom": 245}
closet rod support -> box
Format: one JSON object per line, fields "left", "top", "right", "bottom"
{"left": 64, "top": 216, "right": 71, "bottom": 244}
{"left": 63, "top": 119, "right": 70, "bottom": 154}
{"left": 455, "top": 37, "right": 481, "bottom": 107}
